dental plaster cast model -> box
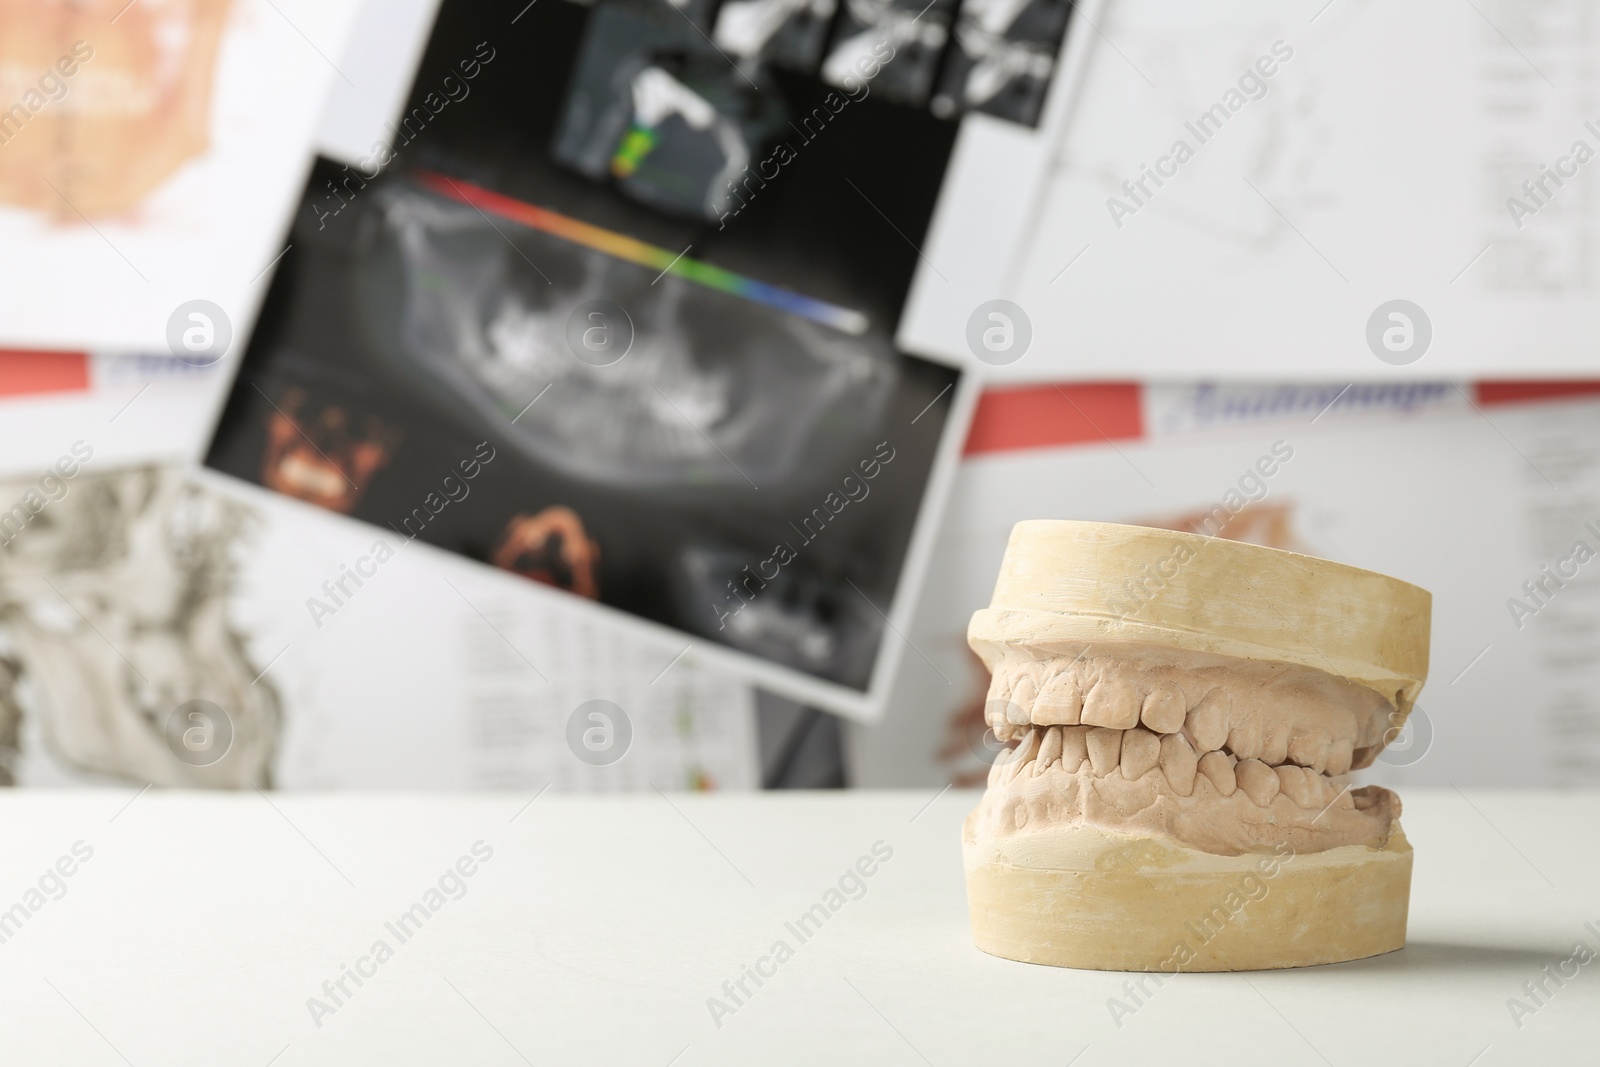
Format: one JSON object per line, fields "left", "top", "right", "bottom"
{"left": 963, "top": 520, "right": 1431, "bottom": 971}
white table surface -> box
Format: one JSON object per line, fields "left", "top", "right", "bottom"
{"left": 0, "top": 788, "right": 1593, "bottom": 1065}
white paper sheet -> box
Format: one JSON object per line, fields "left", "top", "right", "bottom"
{"left": 0, "top": 0, "right": 364, "bottom": 354}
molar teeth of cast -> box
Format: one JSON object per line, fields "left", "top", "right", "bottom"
{"left": 1259, "top": 719, "right": 1291, "bottom": 766}
{"left": 1140, "top": 684, "right": 1186, "bottom": 734}
{"left": 1081, "top": 676, "right": 1142, "bottom": 729}
{"left": 1031, "top": 673, "right": 1083, "bottom": 725}
{"left": 1325, "top": 738, "right": 1354, "bottom": 776}
{"left": 1288, "top": 731, "right": 1329, "bottom": 773}
{"left": 1185, "top": 690, "right": 1230, "bottom": 752}
{"left": 1226, "top": 717, "right": 1263, "bottom": 762}
{"left": 1235, "top": 758, "right": 1279, "bottom": 806}
{"left": 1274, "top": 764, "right": 1319, "bottom": 807}
{"left": 1355, "top": 711, "right": 1388, "bottom": 750}
{"left": 1086, "top": 727, "right": 1122, "bottom": 776}
{"left": 1060, "top": 725, "right": 1091, "bottom": 773}
{"left": 1197, "top": 751, "right": 1237, "bottom": 796}
{"left": 1034, "top": 726, "right": 1063, "bottom": 776}
{"left": 1159, "top": 733, "right": 1197, "bottom": 796}
{"left": 1311, "top": 774, "right": 1340, "bottom": 809}
{"left": 1120, "top": 727, "right": 1160, "bottom": 780}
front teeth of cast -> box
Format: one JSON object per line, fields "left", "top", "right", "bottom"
{"left": 1061, "top": 724, "right": 1091, "bottom": 772}
{"left": 1140, "top": 684, "right": 1187, "bottom": 733}
{"left": 1031, "top": 674, "right": 1084, "bottom": 725}
{"left": 1081, "top": 676, "right": 1142, "bottom": 729}
{"left": 1086, "top": 727, "right": 1122, "bottom": 776}
{"left": 1119, "top": 727, "right": 1161, "bottom": 780}
{"left": 1158, "top": 733, "right": 1197, "bottom": 796}
{"left": 981, "top": 655, "right": 1389, "bottom": 810}
{"left": 986, "top": 665, "right": 1362, "bottom": 780}
{"left": 1034, "top": 725, "right": 1063, "bottom": 775}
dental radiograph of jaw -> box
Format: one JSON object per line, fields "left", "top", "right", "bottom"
{"left": 962, "top": 521, "right": 1432, "bottom": 971}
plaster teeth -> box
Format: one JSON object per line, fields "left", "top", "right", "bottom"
{"left": 1001, "top": 727, "right": 1041, "bottom": 781}
{"left": 1140, "top": 684, "right": 1187, "bottom": 734}
{"left": 1034, "top": 726, "right": 1063, "bottom": 775}
{"left": 1086, "top": 727, "right": 1122, "bottom": 776}
{"left": 1197, "top": 751, "right": 1237, "bottom": 796}
{"left": 984, "top": 686, "right": 1008, "bottom": 732}
{"left": 984, "top": 664, "right": 1370, "bottom": 816}
{"left": 1159, "top": 733, "right": 1197, "bottom": 796}
{"left": 1007, "top": 675, "right": 1037, "bottom": 724}
{"left": 1309, "top": 774, "right": 1337, "bottom": 807}
{"left": 1274, "top": 764, "right": 1318, "bottom": 807}
{"left": 1032, "top": 673, "right": 1084, "bottom": 725}
{"left": 1288, "top": 731, "right": 1329, "bottom": 772}
{"left": 1060, "top": 725, "right": 1091, "bottom": 773}
{"left": 1226, "top": 718, "right": 1263, "bottom": 761}
{"left": 1260, "top": 720, "right": 1290, "bottom": 766}
{"left": 1120, "top": 727, "right": 1160, "bottom": 780}
{"left": 1185, "top": 690, "right": 1230, "bottom": 751}
{"left": 1235, "top": 758, "right": 1279, "bottom": 806}
{"left": 1081, "top": 676, "right": 1141, "bottom": 729}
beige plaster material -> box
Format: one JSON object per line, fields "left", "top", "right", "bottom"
{"left": 963, "top": 520, "right": 1431, "bottom": 970}
{"left": 969, "top": 520, "right": 1431, "bottom": 715}
{"left": 964, "top": 822, "right": 1413, "bottom": 971}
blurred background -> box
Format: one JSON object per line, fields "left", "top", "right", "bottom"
{"left": 1, "top": 0, "right": 1595, "bottom": 796}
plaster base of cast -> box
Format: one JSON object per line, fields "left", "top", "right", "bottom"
{"left": 963, "top": 820, "right": 1411, "bottom": 971}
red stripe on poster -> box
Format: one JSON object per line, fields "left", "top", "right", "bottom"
{"left": 0, "top": 351, "right": 89, "bottom": 398}
{"left": 1475, "top": 380, "right": 1600, "bottom": 406}
{"left": 965, "top": 383, "right": 1143, "bottom": 456}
